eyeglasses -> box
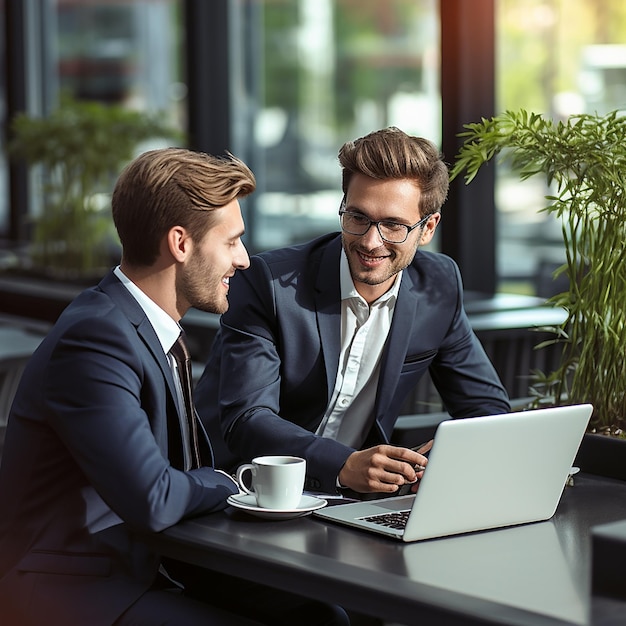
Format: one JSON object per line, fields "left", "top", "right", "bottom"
{"left": 338, "top": 203, "right": 433, "bottom": 244}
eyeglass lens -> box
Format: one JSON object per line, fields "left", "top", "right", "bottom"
{"left": 341, "top": 212, "right": 410, "bottom": 243}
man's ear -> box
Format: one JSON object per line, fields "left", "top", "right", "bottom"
{"left": 167, "top": 226, "right": 191, "bottom": 262}
{"left": 419, "top": 213, "right": 441, "bottom": 245}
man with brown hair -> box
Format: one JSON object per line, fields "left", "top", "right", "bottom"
{"left": 195, "top": 127, "right": 510, "bottom": 496}
{"left": 0, "top": 148, "right": 348, "bottom": 625}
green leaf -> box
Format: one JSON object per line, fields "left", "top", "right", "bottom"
{"left": 453, "top": 108, "right": 626, "bottom": 432}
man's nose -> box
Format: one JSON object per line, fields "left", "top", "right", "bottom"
{"left": 235, "top": 241, "right": 250, "bottom": 269}
{"left": 361, "top": 222, "right": 385, "bottom": 247}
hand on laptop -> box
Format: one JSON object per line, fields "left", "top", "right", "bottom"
{"left": 338, "top": 444, "right": 430, "bottom": 494}
{"left": 396, "top": 439, "right": 434, "bottom": 495}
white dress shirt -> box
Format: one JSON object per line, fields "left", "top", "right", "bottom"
{"left": 316, "top": 251, "right": 401, "bottom": 448}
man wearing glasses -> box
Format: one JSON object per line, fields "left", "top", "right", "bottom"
{"left": 195, "top": 127, "right": 510, "bottom": 497}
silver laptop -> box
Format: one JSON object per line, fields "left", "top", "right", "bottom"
{"left": 313, "top": 404, "right": 593, "bottom": 542}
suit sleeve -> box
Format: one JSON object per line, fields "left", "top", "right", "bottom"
{"left": 44, "top": 315, "right": 238, "bottom": 533}
{"left": 205, "top": 257, "right": 354, "bottom": 494}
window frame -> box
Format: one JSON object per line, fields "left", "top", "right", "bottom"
{"left": 3, "top": 0, "right": 498, "bottom": 294}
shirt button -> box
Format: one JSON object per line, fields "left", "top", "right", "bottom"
{"left": 340, "top": 398, "right": 349, "bottom": 407}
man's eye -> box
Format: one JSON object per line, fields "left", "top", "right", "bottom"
{"left": 381, "top": 221, "right": 405, "bottom": 232}
{"left": 350, "top": 214, "right": 369, "bottom": 225}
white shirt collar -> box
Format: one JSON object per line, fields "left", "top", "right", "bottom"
{"left": 113, "top": 265, "right": 181, "bottom": 354}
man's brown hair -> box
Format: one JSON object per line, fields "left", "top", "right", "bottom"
{"left": 112, "top": 147, "right": 256, "bottom": 267}
{"left": 338, "top": 127, "right": 449, "bottom": 218}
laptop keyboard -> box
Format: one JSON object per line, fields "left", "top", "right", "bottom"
{"left": 361, "top": 509, "right": 411, "bottom": 530}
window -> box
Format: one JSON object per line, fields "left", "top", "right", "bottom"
{"left": 55, "top": 0, "right": 184, "bottom": 126}
{"left": 0, "top": 8, "right": 8, "bottom": 239}
{"left": 1, "top": 0, "right": 184, "bottom": 270}
{"left": 496, "top": 0, "right": 626, "bottom": 296}
{"left": 232, "top": 0, "right": 440, "bottom": 253}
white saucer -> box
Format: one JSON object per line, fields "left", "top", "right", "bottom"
{"left": 227, "top": 494, "right": 327, "bottom": 520}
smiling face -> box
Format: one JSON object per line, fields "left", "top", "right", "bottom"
{"left": 341, "top": 173, "right": 440, "bottom": 303}
{"left": 177, "top": 198, "right": 250, "bottom": 314}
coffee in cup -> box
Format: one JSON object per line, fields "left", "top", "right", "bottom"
{"left": 236, "top": 455, "right": 306, "bottom": 509}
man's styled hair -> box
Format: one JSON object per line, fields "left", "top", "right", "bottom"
{"left": 112, "top": 147, "right": 256, "bottom": 267}
{"left": 338, "top": 127, "right": 449, "bottom": 218}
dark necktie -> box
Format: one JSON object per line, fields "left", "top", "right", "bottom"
{"left": 169, "top": 332, "right": 201, "bottom": 470}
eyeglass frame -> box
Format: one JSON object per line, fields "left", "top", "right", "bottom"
{"left": 338, "top": 199, "right": 436, "bottom": 244}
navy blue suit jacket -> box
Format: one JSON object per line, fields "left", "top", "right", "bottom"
{"left": 195, "top": 234, "right": 510, "bottom": 493}
{"left": 0, "top": 271, "right": 238, "bottom": 626}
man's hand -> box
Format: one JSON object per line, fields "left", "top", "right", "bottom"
{"left": 338, "top": 443, "right": 431, "bottom": 494}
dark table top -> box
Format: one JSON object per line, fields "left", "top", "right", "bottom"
{"left": 139, "top": 474, "right": 626, "bottom": 626}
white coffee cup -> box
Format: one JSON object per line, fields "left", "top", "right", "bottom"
{"left": 236, "top": 455, "right": 306, "bottom": 510}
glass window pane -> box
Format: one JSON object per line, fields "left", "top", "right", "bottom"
{"left": 55, "top": 0, "right": 184, "bottom": 133}
{"left": 496, "top": 0, "right": 626, "bottom": 296}
{"left": 0, "top": 7, "right": 7, "bottom": 240}
{"left": 7, "top": 0, "right": 184, "bottom": 276}
{"left": 236, "top": 0, "right": 440, "bottom": 253}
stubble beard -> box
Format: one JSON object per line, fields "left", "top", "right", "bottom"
{"left": 343, "top": 237, "right": 414, "bottom": 287}
{"left": 177, "top": 257, "right": 229, "bottom": 316}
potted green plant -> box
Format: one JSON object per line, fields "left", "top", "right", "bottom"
{"left": 450, "top": 109, "right": 626, "bottom": 476}
{"left": 8, "top": 95, "right": 180, "bottom": 279}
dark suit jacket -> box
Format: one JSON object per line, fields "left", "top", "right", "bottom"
{"left": 0, "top": 271, "right": 238, "bottom": 626}
{"left": 195, "top": 234, "right": 510, "bottom": 493}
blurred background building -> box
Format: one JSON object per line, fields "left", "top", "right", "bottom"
{"left": 1, "top": 0, "right": 626, "bottom": 298}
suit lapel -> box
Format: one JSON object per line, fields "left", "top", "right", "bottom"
{"left": 314, "top": 237, "right": 342, "bottom": 404}
{"left": 98, "top": 271, "right": 214, "bottom": 466}
{"left": 97, "top": 271, "right": 178, "bottom": 415}
{"left": 375, "top": 267, "right": 420, "bottom": 419}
